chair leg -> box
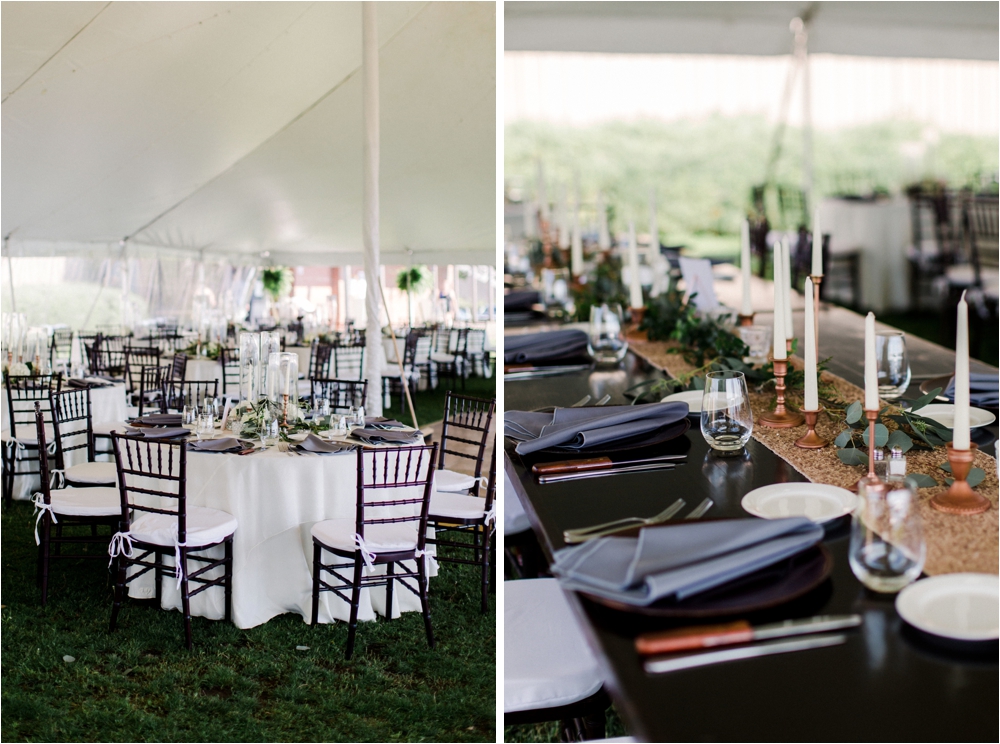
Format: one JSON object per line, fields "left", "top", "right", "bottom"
{"left": 154, "top": 550, "right": 162, "bottom": 605}
{"left": 224, "top": 537, "right": 233, "bottom": 624}
{"left": 310, "top": 542, "right": 321, "bottom": 626}
{"left": 418, "top": 556, "right": 435, "bottom": 649}
{"left": 179, "top": 548, "right": 193, "bottom": 651}
{"left": 344, "top": 557, "right": 364, "bottom": 660}
{"left": 40, "top": 513, "right": 51, "bottom": 606}
{"left": 385, "top": 561, "right": 395, "bottom": 620}
{"left": 480, "top": 525, "right": 491, "bottom": 614}
{"left": 110, "top": 559, "right": 126, "bottom": 632}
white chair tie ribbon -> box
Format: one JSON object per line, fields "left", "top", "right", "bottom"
{"left": 6, "top": 439, "right": 27, "bottom": 460}
{"left": 173, "top": 540, "right": 189, "bottom": 591}
{"left": 49, "top": 468, "right": 65, "bottom": 490}
{"left": 354, "top": 533, "right": 377, "bottom": 569}
{"left": 108, "top": 531, "right": 135, "bottom": 567}
{"left": 31, "top": 493, "right": 59, "bottom": 546}
{"left": 483, "top": 503, "right": 496, "bottom": 535}
{"left": 46, "top": 439, "right": 57, "bottom": 455}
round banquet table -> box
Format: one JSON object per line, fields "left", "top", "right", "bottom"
{"left": 125, "top": 442, "right": 438, "bottom": 629}
{"left": 2, "top": 381, "right": 129, "bottom": 501}
{"left": 185, "top": 357, "right": 223, "bottom": 387}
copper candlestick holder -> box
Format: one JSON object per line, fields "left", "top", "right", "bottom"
{"left": 736, "top": 313, "right": 755, "bottom": 327}
{"left": 853, "top": 409, "right": 883, "bottom": 492}
{"left": 809, "top": 274, "right": 823, "bottom": 364}
{"left": 759, "top": 357, "right": 804, "bottom": 428}
{"left": 281, "top": 393, "right": 290, "bottom": 427}
{"left": 629, "top": 306, "right": 646, "bottom": 328}
{"left": 931, "top": 443, "right": 990, "bottom": 515}
{"left": 785, "top": 338, "right": 793, "bottom": 355}
{"left": 795, "top": 408, "right": 828, "bottom": 449}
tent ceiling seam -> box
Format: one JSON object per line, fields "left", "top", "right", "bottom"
{"left": 129, "top": 1, "right": 433, "bottom": 249}
{"left": 1, "top": 1, "right": 111, "bottom": 105}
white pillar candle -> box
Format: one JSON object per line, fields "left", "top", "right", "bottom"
{"left": 570, "top": 209, "right": 583, "bottom": 277}
{"left": 781, "top": 239, "right": 793, "bottom": 334}
{"left": 953, "top": 291, "right": 971, "bottom": 449}
{"left": 284, "top": 360, "right": 292, "bottom": 397}
{"left": 597, "top": 191, "right": 611, "bottom": 250}
{"left": 864, "top": 312, "right": 878, "bottom": 410}
{"left": 811, "top": 206, "right": 823, "bottom": 276}
{"left": 740, "top": 220, "right": 753, "bottom": 315}
{"left": 628, "top": 222, "right": 643, "bottom": 309}
{"left": 803, "top": 277, "right": 818, "bottom": 410}
{"left": 772, "top": 246, "right": 786, "bottom": 360}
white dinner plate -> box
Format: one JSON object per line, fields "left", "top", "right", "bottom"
{"left": 915, "top": 404, "right": 995, "bottom": 429}
{"left": 896, "top": 574, "right": 1000, "bottom": 641}
{"left": 741, "top": 483, "right": 857, "bottom": 523}
{"left": 661, "top": 389, "right": 703, "bottom": 414}
{"left": 287, "top": 431, "right": 310, "bottom": 442}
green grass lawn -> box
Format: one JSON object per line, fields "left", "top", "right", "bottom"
{"left": 2, "top": 373, "right": 497, "bottom": 743}
{"left": 396, "top": 369, "right": 497, "bottom": 430}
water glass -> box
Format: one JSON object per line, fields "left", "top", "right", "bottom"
{"left": 587, "top": 303, "right": 628, "bottom": 365}
{"left": 195, "top": 412, "right": 215, "bottom": 441}
{"left": 700, "top": 370, "right": 753, "bottom": 453}
{"left": 182, "top": 404, "right": 197, "bottom": 427}
{"left": 738, "top": 325, "right": 772, "bottom": 365}
{"left": 849, "top": 480, "right": 925, "bottom": 593}
{"left": 876, "top": 330, "right": 911, "bottom": 399}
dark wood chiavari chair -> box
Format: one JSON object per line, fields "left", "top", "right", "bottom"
{"left": 217, "top": 347, "right": 240, "bottom": 396}
{"left": 109, "top": 432, "right": 237, "bottom": 650}
{"left": 308, "top": 340, "right": 334, "bottom": 381}
{"left": 31, "top": 402, "right": 120, "bottom": 605}
{"left": 309, "top": 378, "right": 368, "bottom": 413}
{"left": 309, "top": 444, "right": 438, "bottom": 659}
{"left": 52, "top": 387, "right": 117, "bottom": 487}
{"left": 169, "top": 352, "right": 188, "bottom": 384}
{"left": 2, "top": 374, "right": 61, "bottom": 507}
{"left": 164, "top": 379, "right": 220, "bottom": 412}
{"left": 332, "top": 343, "right": 365, "bottom": 380}
{"left": 124, "top": 346, "right": 162, "bottom": 394}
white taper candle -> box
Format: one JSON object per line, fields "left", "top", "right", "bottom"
{"left": 803, "top": 277, "right": 818, "bottom": 410}
{"left": 782, "top": 239, "right": 793, "bottom": 334}
{"left": 812, "top": 206, "right": 823, "bottom": 276}
{"left": 953, "top": 291, "right": 971, "bottom": 449}
{"left": 773, "top": 245, "right": 786, "bottom": 360}
{"left": 628, "top": 222, "right": 643, "bottom": 309}
{"left": 740, "top": 220, "right": 753, "bottom": 316}
{"left": 864, "top": 312, "right": 878, "bottom": 410}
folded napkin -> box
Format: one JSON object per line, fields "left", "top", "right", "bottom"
{"left": 505, "top": 402, "right": 689, "bottom": 455}
{"left": 189, "top": 437, "right": 243, "bottom": 452}
{"left": 943, "top": 373, "right": 999, "bottom": 408}
{"left": 364, "top": 417, "right": 408, "bottom": 430}
{"left": 503, "top": 329, "right": 590, "bottom": 366}
{"left": 296, "top": 433, "right": 353, "bottom": 454}
{"left": 350, "top": 428, "right": 422, "bottom": 445}
{"left": 504, "top": 290, "right": 542, "bottom": 313}
{"left": 134, "top": 413, "right": 184, "bottom": 427}
{"left": 127, "top": 427, "right": 190, "bottom": 440}
{"left": 551, "top": 517, "right": 823, "bottom": 606}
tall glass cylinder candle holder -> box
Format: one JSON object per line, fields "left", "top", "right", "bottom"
{"left": 258, "top": 331, "right": 281, "bottom": 399}
{"left": 268, "top": 352, "right": 299, "bottom": 422}
{"left": 238, "top": 331, "right": 260, "bottom": 403}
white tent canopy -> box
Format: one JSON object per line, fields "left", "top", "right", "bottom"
{"left": 2, "top": 1, "right": 495, "bottom": 267}
{"left": 505, "top": 1, "right": 998, "bottom": 61}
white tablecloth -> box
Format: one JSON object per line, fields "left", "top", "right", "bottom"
{"left": 819, "top": 196, "right": 912, "bottom": 312}
{"left": 185, "top": 358, "right": 223, "bottom": 387}
{"left": 126, "top": 445, "right": 437, "bottom": 629}
{"left": 2, "top": 382, "right": 128, "bottom": 500}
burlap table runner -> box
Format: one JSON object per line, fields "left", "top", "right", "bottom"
{"left": 630, "top": 338, "right": 999, "bottom": 576}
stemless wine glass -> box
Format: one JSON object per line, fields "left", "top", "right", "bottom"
{"left": 849, "top": 480, "right": 925, "bottom": 593}
{"left": 182, "top": 404, "right": 196, "bottom": 427}
{"left": 876, "top": 330, "right": 911, "bottom": 399}
{"left": 700, "top": 370, "right": 753, "bottom": 453}
{"left": 196, "top": 412, "right": 214, "bottom": 441}
{"left": 587, "top": 303, "right": 628, "bottom": 365}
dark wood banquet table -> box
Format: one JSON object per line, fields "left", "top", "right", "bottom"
{"left": 504, "top": 300, "right": 998, "bottom": 742}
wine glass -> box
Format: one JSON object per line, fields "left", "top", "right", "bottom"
{"left": 587, "top": 303, "right": 628, "bottom": 365}
{"left": 700, "top": 370, "right": 753, "bottom": 453}
{"left": 849, "top": 480, "right": 925, "bottom": 592}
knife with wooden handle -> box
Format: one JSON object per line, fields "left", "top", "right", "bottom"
{"left": 635, "top": 615, "right": 863, "bottom": 655}
{"left": 532, "top": 454, "right": 686, "bottom": 475}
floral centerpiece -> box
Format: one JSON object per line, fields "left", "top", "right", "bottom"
{"left": 230, "top": 397, "right": 319, "bottom": 441}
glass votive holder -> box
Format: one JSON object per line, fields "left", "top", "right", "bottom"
{"left": 849, "top": 479, "right": 925, "bottom": 593}
{"left": 739, "top": 325, "right": 772, "bottom": 365}
{"left": 700, "top": 370, "right": 754, "bottom": 453}
{"left": 876, "top": 330, "right": 911, "bottom": 399}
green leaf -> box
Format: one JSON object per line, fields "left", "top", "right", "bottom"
{"left": 836, "top": 447, "right": 869, "bottom": 466}
{"left": 692, "top": 375, "right": 705, "bottom": 390}
{"left": 968, "top": 468, "right": 986, "bottom": 487}
{"left": 861, "top": 423, "right": 889, "bottom": 448}
{"left": 834, "top": 430, "right": 854, "bottom": 448}
{"left": 906, "top": 473, "right": 938, "bottom": 489}
{"left": 845, "top": 401, "right": 863, "bottom": 425}
{"left": 908, "top": 388, "right": 942, "bottom": 412}
{"left": 939, "top": 462, "right": 952, "bottom": 473}
{"left": 885, "top": 429, "right": 913, "bottom": 453}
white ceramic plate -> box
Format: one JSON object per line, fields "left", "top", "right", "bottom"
{"left": 287, "top": 431, "right": 310, "bottom": 442}
{"left": 741, "top": 483, "right": 857, "bottom": 523}
{"left": 916, "top": 404, "right": 995, "bottom": 429}
{"left": 661, "top": 389, "right": 703, "bottom": 414}
{"left": 896, "top": 574, "right": 1000, "bottom": 641}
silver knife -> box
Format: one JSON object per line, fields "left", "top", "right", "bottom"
{"left": 538, "top": 462, "right": 677, "bottom": 484}
{"left": 644, "top": 634, "right": 847, "bottom": 675}
{"left": 504, "top": 364, "right": 592, "bottom": 380}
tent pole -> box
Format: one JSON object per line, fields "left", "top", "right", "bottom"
{"left": 4, "top": 237, "right": 16, "bottom": 313}
{"left": 378, "top": 281, "right": 418, "bottom": 430}
{"left": 361, "top": 1, "right": 384, "bottom": 417}
{"left": 799, "top": 20, "right": 814, "bottom": 218}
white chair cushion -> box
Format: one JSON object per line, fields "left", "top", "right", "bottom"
{"left": 47, "top": 486, "right": 121, "bottom": 517}
{"left": 130, "top": 505, "right": 237, "bottom": 548}
{"left": 430, "top": 352, "right": 456, "bottom": 364}
{"left": 311, "top": 518, "right": 419, "bottom": 553}
{"left": 504, "top": 470, "right": 531, "bottom": 534}
{"left": 91, "top": 421, "right": 133, "bottom": 436}
{"left": 430, "top": 491, "right": 487, "bottom": 520}
{"left": 1, "top": 424, "right": 55, "bottom": 445}
{"left": 65, "top": 461, "right": 117, "bottom": 484}
{"left": 435, "top": 468, "right": 478, "bottom": 493}
{"left": 945, "top": 265, "right": 976, "bottom": 286}
{"left": 504, "top": 578, "right": 603, "bottom": 713}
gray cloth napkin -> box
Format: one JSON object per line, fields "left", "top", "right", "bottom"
{"left": 296, "top": 433, "right": 353, "bottom": 454}
{"left": 364, "top": 417, "right": 408, "bottom": 429}
{"left": 127, "top": 427, "right": 189, "bottom": 440}
{"left": 944, "top": 373, "right": 999, "bottom": 408}
{"left": 135, "top": 413, "right": 184, "bottom": 426}
{"left": 503, "top": 329, "right": 590, "bottom": 365}
{"left": 505, "top": 402, "right": 689, "bottom": 455}
{"left": 351, "top": 428, "right": 422, "bottom": 445}
{"left": 189, "top": 437, "right": 242, "bottom": 452}
{"left": 551, "top": 517, "right": 823, "bottom": 606}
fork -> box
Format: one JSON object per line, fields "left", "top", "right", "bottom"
{"left": 563, "top": 499, "right": 687, "bottom": 544}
